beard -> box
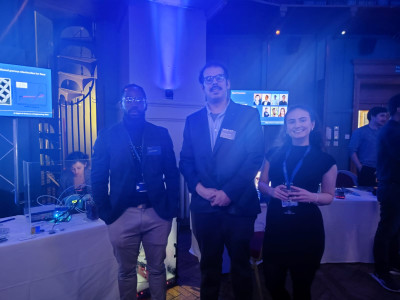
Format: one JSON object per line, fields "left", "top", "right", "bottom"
{"left": 206, "top": 85, "right": 228, "bottom": 104}
{"left": 126, "top": 106, "right": 145, "bottom": 116}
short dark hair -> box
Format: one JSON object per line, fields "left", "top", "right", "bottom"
{"left": 367, "top": 106, "right": 387, "bottom": 121}
{"left": 121, "top": 84, "right": 147, "bottom": 99}
{"left": 387, "top": 94, "right": 400, "bottom": 116}
{"left": 198, "top": 62, "right": 229, "bottom": 84}
{"left": 65, "top": 151, "right": 89, "bottom": 169}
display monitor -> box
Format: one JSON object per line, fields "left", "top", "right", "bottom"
{"left": 231, "top": 90, "right": 289, "bottom": 125}
{"left": 0, "top": 62, "right": 52, "bottom": 118}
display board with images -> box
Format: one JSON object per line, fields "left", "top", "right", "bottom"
{"left": 0, "top": 62, "right": 52, "bottom": 118}
{"left": 231, "top": 90, "right": 289, "bottom": 125}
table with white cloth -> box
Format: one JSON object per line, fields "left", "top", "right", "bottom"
{"left": 0, "top": 213, "right": 119, "bottom": 300}
{"left": 320, "top": 188, "right": 380, "bottom": 263}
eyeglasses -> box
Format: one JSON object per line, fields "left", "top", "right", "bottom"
{"left": 122, "top": 97, "right": 146, "bottom": 104}
{"left": 203, "top": 74, "right": 226, "bottom": 84}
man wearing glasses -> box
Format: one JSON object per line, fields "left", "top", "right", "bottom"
{"left": 91, "top": 84, "right": 180, "bottom": 300}
{"left": 180, "top": 62, "right": 264, "bottom": 300}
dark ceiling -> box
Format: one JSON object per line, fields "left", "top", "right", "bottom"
{"left": 33, "top": 0, "right": 129, "bottom": 21}
{"left": 207, "top": 1, "right": 400, "bottom": 37}
{"left": 32, "top": 0, "right": 400, "bottom": 37}
{"left": 33, "top": 0, "right": 221, "bottom": 21}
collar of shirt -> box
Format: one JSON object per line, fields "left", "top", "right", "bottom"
{"left": 206, "top": 100, "right": 231, "bottom": 150}
{"left": 206, "top": 99, "right": 230, "bottom": 118}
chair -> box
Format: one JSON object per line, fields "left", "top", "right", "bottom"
{"left": 249, "top": 231, "right": 265, "bottom": 300}
{"left": 336, "top": 170, "right": 358, "bottom": 188}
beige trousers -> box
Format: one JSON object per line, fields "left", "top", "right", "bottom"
{"left": 108, "top": 207, "right": 172, "bottom": 300}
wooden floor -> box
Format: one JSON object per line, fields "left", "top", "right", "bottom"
{"left": 145, "top": 223, "right": 400, "bottom": 300}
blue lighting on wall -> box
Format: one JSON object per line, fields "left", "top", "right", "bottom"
{"left": 151, "top": 3, "right": 184, "bottom": 90}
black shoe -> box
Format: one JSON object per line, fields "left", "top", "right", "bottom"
{"left": 390, "top": 267, "right": 400, "bottom": 276}
{"left": 370, "top": 272, "right": 400, "bottom": 293}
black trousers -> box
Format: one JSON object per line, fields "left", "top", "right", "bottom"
{"left": 263, "top": 254, "right": 319, "bottom": 300}
{"left": 373, "top": 183, "right": 400, "bottom": 274}
{"left": 191, "top": 211, "right": 255, "bottom": 300}
{"left": 357, "top": 165, "right": 377, "bottom": 187}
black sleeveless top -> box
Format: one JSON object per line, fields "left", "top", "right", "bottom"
{"left": 263, "top": 145, "right": 336, "bottom": 264}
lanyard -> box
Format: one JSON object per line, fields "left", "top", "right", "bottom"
{"left": 125, "top": 130, "right": 144, "bottom": 162}
{"left": 124, "top": 128, "right": 145, "bottom": 179}
{"left": 129, "top": 142, "right": 142, "bottom": 163}
{"left": 282, "top": 146, "right": 311, "bottom": 188}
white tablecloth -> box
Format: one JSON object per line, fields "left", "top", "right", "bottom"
{"left": 0, "top": 214, "right": 119, "bottom": 300}
{"left": 320, "top": 188, "right": 380, "bottom": 263}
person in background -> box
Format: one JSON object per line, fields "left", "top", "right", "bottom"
{"left": 263, "top": 107, "right": 270, "bottom": 117}
{"left": 279, "top": 94, "right": 288, "bottom": 105}
{"left": 348, "top": 106, "right": 388, "bottom": 186}
{"left": 371, "top": 94, "right": 400, "bottom": 293}
{"left": 258, "top": 105, "right": 337, "bottom": 300}
{"left": 254, "top": 94, "right": 261, "bottom": 105}
{"left": 180, "top": 62, "right": 264, "bottom": 300}
{"left": 278, "top": 107, "right": 286, "bottom": 117}
{"left": 59, "top": 151, "right": 91, "bottom": 196}
{"left": 91, "top": 83, "right": 180, "bottom": 300}
{"left": 272, "top": 94, "right": 279, "bottom": 105}
{"left": 263, "top": 94, "right": 271, "bottom": 106}
{"left": 271, "top": 107, "right": 278, "bottom": 117}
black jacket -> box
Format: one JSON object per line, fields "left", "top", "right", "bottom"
{"left": 91, "top": 121, "right": 180, "bottom": 224}
{"left": 180, "top": 101, "right": 264, "bottom": 216}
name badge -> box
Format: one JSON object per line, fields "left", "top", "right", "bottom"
{"left": 281, "top": 200, "right": 298, "bottom": 208}
{"left": 147, "top": 146, "right": 161, "bottom": 155}
{"left": 136, "top": 181, "right": 148, "bottom": 192}
{"left": 220, "top": 128, "right": 236, "bottom": 140}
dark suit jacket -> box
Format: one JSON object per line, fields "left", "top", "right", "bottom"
{"left": 180, "top": 101, "right": 264, "bottom": 216}
{"left": 91, "top": 121, "right": 180, "bottom": 224}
